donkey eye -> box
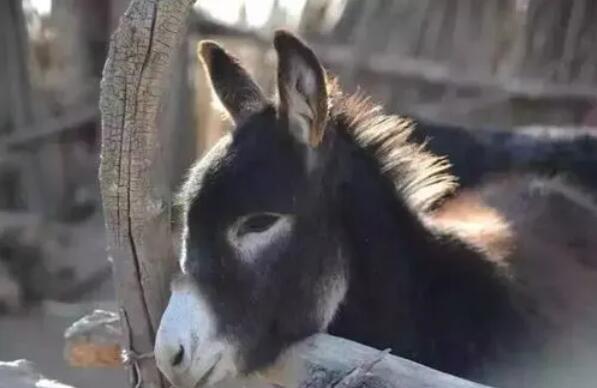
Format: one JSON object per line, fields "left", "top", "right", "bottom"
{"left": 227, "top": 213, "right": 293, "bottom": 259}
{"left": 237, "top": 213, "right": 280, "bottom": 235}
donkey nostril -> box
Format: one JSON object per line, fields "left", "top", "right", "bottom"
{"left": 171, "top": 345, "right": 185, "bottom": 367}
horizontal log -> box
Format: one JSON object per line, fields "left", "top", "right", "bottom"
{"left": 64, "top": 310, "right": 491, "bottom": 387}
{"left": 2, "top": 105, "right": 98, "bottom": 150}
{"left": 310, "top": 44, "right": 597, "bottom": 100}
{"left": 261, "top": 334, "right": 491, "bottom": 388}
{"left": 188, "top": 14, "right": 597, "bottom": 101}
{"left": 0, "top": 210, "right": 42, "bottom": 229}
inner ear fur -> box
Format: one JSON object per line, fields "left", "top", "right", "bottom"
{"left": 198, "top": 41, "right": 267, "bottom": 125}
{"left": 274, "top": 30, "right": 328, "bottom": 147}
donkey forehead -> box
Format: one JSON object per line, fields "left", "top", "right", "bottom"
{"left": 184, "top": 111, "right": 309, "bottom": 222}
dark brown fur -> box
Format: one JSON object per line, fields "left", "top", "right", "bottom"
{"left": 175, "top": 32, "right": 597, "bottom": 388}
{"left": 429, "top": 174, "right": 597, "bottom": 386}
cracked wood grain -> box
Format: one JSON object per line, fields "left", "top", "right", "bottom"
{"left": 99, "top": 1, "right": 195, "bottom": 387}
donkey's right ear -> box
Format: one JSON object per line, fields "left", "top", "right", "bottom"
{"left": 198, "top": 41, "right": 267, "bottom": 124}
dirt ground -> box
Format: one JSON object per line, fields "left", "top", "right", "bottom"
{"left": 0, "top": 213, "right": 127, "bottom": 388}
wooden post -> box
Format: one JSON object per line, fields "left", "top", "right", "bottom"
{"left": 99, "top": 0, "right": 195, "bottom": 387}
{"left": 0, "top": 0, "right": 47, "bottom": 214}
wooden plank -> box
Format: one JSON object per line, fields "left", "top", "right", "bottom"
{"left": 187, "top": 14, "right": 597, "bottom": 100}
{"left": 3, "top": 105, "right": 98, "bottom": 150}
{"left": 0, "top": 210, "right": 42, "bottom": 229}
{"left": 0, "top": 0, "right": 47, "bottom": 214}
{"left": 263, "top": 334, "right": 492, "bottom": 388}
{"left": 311, "top": 43, "right": 597, "bottom": 100}
{"left": 557, "top": 0, "right": 586, "bottom": 82}
{"left": 64, "top": 311, "right": 492, "bottom": 387}
{"left": 0, "top": 0, "right": 35, "bottom": 131}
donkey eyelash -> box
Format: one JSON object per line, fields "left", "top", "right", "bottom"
{"left": 237, "top": 213, "right": 280, "bottom": 235}
{"left": 226, "top": 213, "right": 293, "bottom": 260}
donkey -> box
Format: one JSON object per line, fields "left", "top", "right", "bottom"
{"left": 154, "top": 31, "right": 597, "bottom": 388}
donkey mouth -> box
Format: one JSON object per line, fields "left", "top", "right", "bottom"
{"left": 193, "top": 353, "right": 223, "bottom": 388}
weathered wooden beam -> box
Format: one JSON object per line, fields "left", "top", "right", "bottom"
{"left": 99, "top": 0, "right": 195, "bottom": 387}
{"left": 0, "top": 0, "right": 34, "bottom": 131}
{"left": 187, "top": 13, "right": 597, "bottom": 101}
{"left": 262, "top": 334, "right": 492, "bottom": 388}
{"left": 3, "top": 105, "right": 98, "bottom": 150}
{"left": 64, "top": 311, "right": 492, "bottom": 388}
{"left": 0, "top": 210, "right": 42, "bottom": 229}
{"left": 311, "top": 43, "right": 597, "bottom": 100}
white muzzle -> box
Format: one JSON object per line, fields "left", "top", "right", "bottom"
{"left": 154, "top": 277, "right": 238, "bottom": 387}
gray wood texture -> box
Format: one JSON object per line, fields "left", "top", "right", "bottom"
{"left": 98, "top": 0, "right": 195, "bottom": 387}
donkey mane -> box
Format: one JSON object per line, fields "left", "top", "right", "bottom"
{"left": 327, "top": 78, "right": 458, "bottom": 212}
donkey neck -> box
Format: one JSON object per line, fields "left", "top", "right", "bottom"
{"left": 328, "top": 132, "right": 445, "bottom": 348}
{"left": 327, "top": 131, "right": 523, "bottom": 374}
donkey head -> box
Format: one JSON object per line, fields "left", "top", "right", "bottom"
{"left": 154, "top": 31, "right": 348, "bottom": 387}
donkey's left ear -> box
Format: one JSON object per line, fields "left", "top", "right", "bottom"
{"left": 274, "top": 30, "right": 328, "bottom": 147}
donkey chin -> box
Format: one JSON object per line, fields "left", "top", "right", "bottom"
{"left": 154, "top": 278, "right": 239, "bottom": 387}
